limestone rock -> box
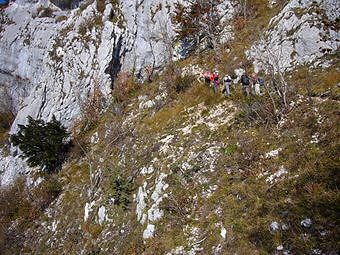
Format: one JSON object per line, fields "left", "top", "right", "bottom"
{"left": 249, "top": 0, "right": 340, "bottom": 72}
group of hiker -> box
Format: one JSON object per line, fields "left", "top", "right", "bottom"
{"left": 203, "top": 70, "right": 265, "bottom": 97}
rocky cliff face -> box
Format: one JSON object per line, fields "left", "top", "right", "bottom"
{"left": 0, "top": 0, "right": 237, "bottom": 185}
{"left": 0, "top": 0, "right": 339, "bottom": 253}
{"left": 249, "top": 0, "right": 339, "bottom": 72}
{"left": 1, "top": 0, "right": 176, "bottom": 132}
{"left": 0, "top": 0, "right": 178, "bottom": 185}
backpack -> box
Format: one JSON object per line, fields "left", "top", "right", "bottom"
{"left": 241, "top": 75, "right": 250, "bottom": 86}
{"left": 258, "top": 78, "right": 265, "bottom": 86}
{"left": 224, "top": 75, "right": 232, "bottom": 83}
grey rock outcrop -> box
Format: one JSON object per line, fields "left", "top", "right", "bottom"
{"left": 0, "top": 0, "right": 178, "bottom": 185}
{"left": 0, "top": 0, "right": 235, "bottom": 185}
{"left": 249, "top": 0, "right": 340, "bottom": 72}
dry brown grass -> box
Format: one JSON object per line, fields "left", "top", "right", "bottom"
{"left": 0, "top": 176, "right": 62, "bottom": 254}
{"left": 0, "top": 112, "right": 14, "bottom": 147}
{"left": 113, "top": 71, "right": 135, "bottom": 102}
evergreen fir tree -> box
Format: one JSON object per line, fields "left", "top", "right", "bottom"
{"left": 11, "top": 115, "right": 70, "bottom": 172}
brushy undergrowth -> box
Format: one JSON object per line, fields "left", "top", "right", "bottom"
{"left": 0, "top": 112, "right": 14, "bottom": 148}
{"left": 1, "top": 0, "right": 339, "bottom": 253}
{"left": 0, "top": 176, "right": 62, "bottom": 254}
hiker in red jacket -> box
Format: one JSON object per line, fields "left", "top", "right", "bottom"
{"left": 211, "top": 70, "right": 219, "bottom": 93}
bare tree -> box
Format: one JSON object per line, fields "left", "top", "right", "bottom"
{"left": 77, "top": 141, "right": 101, "bottom": 199}
{"left": 251, "top": 41, "right": 291, "bottom": 123}
{"left": 172, "top": 0, "right": 225, "bottom": 51}
{"left": 261, "top": 46, "right": 289, "bottom": 108}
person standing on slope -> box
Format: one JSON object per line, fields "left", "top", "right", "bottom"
{"left": 251, "top": 72, "right": 264, "bottom": 96}
{"left": 223, "top": 74, "right": 233, "bottom": 97}
{"left": 212, "top": 70, "right": 219, "bottom": 93}
{"left": 240, "top": 73, "right": 251, "bottom": 97}
{"left": 203, "top": 71, "right": 212, "bottom": 86}
{"left": 255, "top": 75, "right": 265, "bottom": 96}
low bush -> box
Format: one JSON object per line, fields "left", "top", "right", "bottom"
{"left": 237, "top": 97, "right": 281, "bottom": 126}
{"left": 31, "top": 176, "right": 62, "bottom": 211}
{"left": 224, "top": 143, "right": 238, "bottom": 156}
{"left": 112, "top": 71, "right": 135, "bottom": 103}
{"left": 37, "top": 7, "right": 54, "bottom": 18}
{"left": 56, "top": 15, "right": 68, "bottom": 23}
{"left": 0, "top": 178, "right": 29, "bottom": 254}
{"left": 50, "top": 0, "right": 73, "bottom": 9}
{"left": 173, "top": 74, "right": 196, "bottom": 93}
{"left": 0, "top": 111, "right": 14, "bottom": 147}
{"left": 96, "top": 0, "right": 105, "bottom": 13}
{"left": 0, "top": 176, "right": 62, "bottom": 254}
{"left": 0, "top": 112, "right": 14, "bottom": 133}
{"left": 80, "top": 87, "right": 105, "bottom": 132}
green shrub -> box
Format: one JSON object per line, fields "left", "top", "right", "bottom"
{"left": 110, "top": 175, "right": 134, "bottom": 210}
{"left": 10, "top": 116, "right": 71, "bottom": 172}
{"left": 224, "top": 143, "right": 238, "bottom": 156}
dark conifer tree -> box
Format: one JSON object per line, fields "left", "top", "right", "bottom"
{"left": 11, "top": 115, "right": 70, "bottom": 172}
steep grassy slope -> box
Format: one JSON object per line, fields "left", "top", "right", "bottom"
{"left": 1, "top": 61, "right": 338, "bottom": 254}
{"left": 0, "top": 1, "right": 339, "bottom": 254}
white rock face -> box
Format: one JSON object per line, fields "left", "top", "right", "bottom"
{"left": 143, "top": 223, "right": 155, "bottom": 239}
{"left": 268, "top": 0, "right": 277, "bottom": 7}
{"left": 148, "top": 173, "right": 168, "bottom": 222}
{"left": 135, "top": 181, "right": 148, "bottom": 224}
{"left": 270, "top": 221, "right": 280, "bottom": 232}
{"left": 0, "top": 0, "right": 236, "bottom": 185}
{"left": 266, "top": 166, "right": 288, "bottom": 184}
{"left": 119, "top": 0, "right": 176, "bottom": 77}
{"left": 97, "top": 205, "right": 107, "bottom": 225}
{"left": 301, "top": 218, "right": 312, "bottom": 228}
{"left": 220, "top": 226, "right": 227, "bottom": 239}
{"left": 0, "top": 0, "right": 181, "bottom": 185}
{"left": 0, "top": 152, "right": 28, "bottom": 186}
{"left": 0, "top": 1, "right": 120, "bottom": 184}
{"left": 265, "top": 148, "right": 282, "bottom": 158}
{"left": 84, "top": 201, "right": 96, "bottom": 222}
{"left": 135, "top": 171, "right": 169, "bottom": 239}
{"left": 5, "top": 2, "right": 118, "bottom": 132}
{"left": 249, "top": 0, "right": 340, "bottom": 72}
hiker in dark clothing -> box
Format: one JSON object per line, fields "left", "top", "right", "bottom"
{"left": 251, "top": 72, "right": 265, "bottom": 96}
{"left": 240, "top": 73, "right": 251, "bottom": 96}
{"left": 203, "top": 71, "right": 212, "bottom": 86}
{"left": 256, "top": 76, "right": 265, "bottom": 95}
